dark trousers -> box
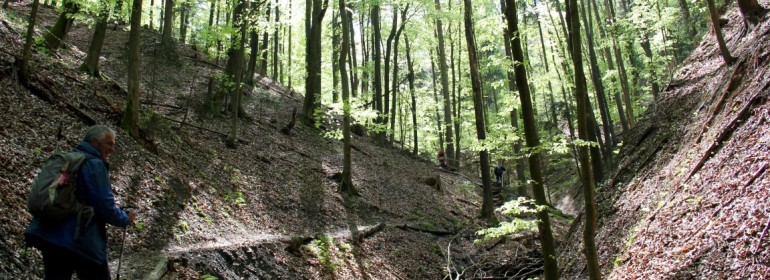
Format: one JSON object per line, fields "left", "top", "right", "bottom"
{"left": 495, "top": 174, "right": 502, "bottom": 183}
{"left": 41, "top": 245, "right": 110, "bottom": 280}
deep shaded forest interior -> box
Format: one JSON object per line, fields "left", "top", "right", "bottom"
{"left": 0, "top": 0, "right": 769, "bottom": 278}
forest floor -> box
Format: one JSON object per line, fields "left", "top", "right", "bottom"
{"left": 558, "top": 1, "right": 770, "bottom": 279}
{"left": 0, "top": 2, "right": 579, "bottom": 279}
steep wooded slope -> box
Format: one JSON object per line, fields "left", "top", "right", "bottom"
{"left": 0, "top": 4, "right": 513, "bottom": 279}
{"left": 560, "top": 2, "right": 770, "bottom": 278}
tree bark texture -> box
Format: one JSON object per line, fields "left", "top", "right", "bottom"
{"left": 566, "top": 0, "right": 601, "bottom": 277}
{"left": 434, "top": 0, "right": 455, "bottom": 169}
{"left": 122, "top": 0, "right": 143, "bottom": 138}
{"left": 504, "top": 0, "right": 559, "bottom": 278}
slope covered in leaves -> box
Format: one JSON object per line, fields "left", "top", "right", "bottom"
{"left": 0, "top": 3, "right": 534, "bottom": 279}
{"left": 559, "top": 1, "right": 770, "bottom": 278}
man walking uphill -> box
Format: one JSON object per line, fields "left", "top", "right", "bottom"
{"left": 494, "top": 162, "right": 506, "bottom": 185}
{"left": 25, "top": 125, "right": 136, "bottom": 280}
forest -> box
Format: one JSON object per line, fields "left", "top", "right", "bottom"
{"left": 0, "top": 0, "right": 769, "bottom": 278}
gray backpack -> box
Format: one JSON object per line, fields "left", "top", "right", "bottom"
{"left": 28, "top": 151, "right": 95, "bottom": 221}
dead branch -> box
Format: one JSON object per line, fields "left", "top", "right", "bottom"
{"left": 744, "top": 162, "right": 768, "bottom": 187}
{"left": 162, "top": 116, "right": 250, "bottom": 144}
{"left": 182, "top": 55, "right": 223, "bottom": 70}
{"left": 395, "top": 224, "right": 455, "bottom": 236}
{"left": 697, "top": 59, "right": 747, "bottom": 143}
{"left": 688, "top": 93, "right": 762, "bottom": 179}
{"left": 93, "top": 90, "right": 122, "bottom": 113}
{"left": 350, "top": 144, "right": 369, "bottom": 156}
{"left": 357, "top": 223, "right": 386, "bottom": 242}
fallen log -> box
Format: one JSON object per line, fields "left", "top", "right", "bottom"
{"left": 395, "top": 224, "right": 455, "bottom": 236}
{"left": 162, "top": 117, "right": 250, "bottom": 144}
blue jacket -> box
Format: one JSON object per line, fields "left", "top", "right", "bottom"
{"left": 25, "top": 141, "right": 129, "bottom": 265}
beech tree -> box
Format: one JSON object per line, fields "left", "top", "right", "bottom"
{"left": 706, "top": 0, "right": 735, "bottom": 64}
{"left": 462, "top": 0, "right": 493, "bottom": 221}
{"left": 122, "top": 0, "right": 143, "bottom": 138}
{"left": 300, "top": 0, "right": 330, "bottom": 126}
{"left": 503, "top": 0, "right": 558, "bottom": 277}
{"left": 566, "top": 0, "right": 601, "bottom": 277}
{"left": 43, "top": 0, "right": 78, "bottom": 52}
{"left": 338, "top": 0, "right": 355, "bottom": 195}
{"left": 17, "top": 0, "right": 41, "bottom": 85}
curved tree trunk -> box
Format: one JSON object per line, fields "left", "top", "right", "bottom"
{"left": 18, "top": 0, "right": 41, "bottom": 85}
{"left": 43, "top": 0, "right": 78, "bottom": 52}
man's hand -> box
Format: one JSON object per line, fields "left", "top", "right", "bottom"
{"left": 127, "top": 210, "right": 136, "bottom": 225}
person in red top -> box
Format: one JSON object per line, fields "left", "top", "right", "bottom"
{"left": 437, "top": 150, "right": 447, "bottom": 169}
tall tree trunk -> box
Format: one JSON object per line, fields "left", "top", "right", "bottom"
{"left": 43, "top": 0, "right": 78, "bottom": 52}
{"left": 360, "top": 11, "right": 369, "bottom": 97}
{"left": 434, "top": 0, "right": 455, "bottom": 169}
{"left": 150, "top": 0, "right": 155, "bottom": 30}
{"left": 499, "top": 0, "right": 527, "bottom": 193}
{"left": 370, "top": 4, "right": 385, "bottom": 140}
{"left": 737, "top": 0, "right": 767, "bottom": 26}
{"left": 347, "top": 6, "right": 358, "bottom": 98}
{"left": 389, "top": 6, "right": 408, "bottom": 143}
{"left": 226, "top": 0, "right": 247, "bottom": 148}
{"left": 160, "top": 0, "right": 176, "bottom": 59}
{"left": 273, "top": 1, "right": 280, "bottom": 79}
{"left": 179, "top": 3, "right": 188, "bottom": 44}
{"left": 288, "top": 0, "right": 293, "bottom": 88}
{"left": 301, "top": 0, "right": 329, "bottom": 126}
{"left": 405, "top": 34, "right": 418, "bottom": 155}
{"left": 639, "top": 33, "right": 660, "bottom": 99}
{"left": 462, "top": 0, "right": 493, "bottom": 221}
{"left": 430, "top": 49, "right": 444, "bottom": 150}
{"left": 706, "top": 0, "right": 735, "bottom": 64}
{"left": 122, "top": 0, "right": 143, "bottom": 139}
{"left": 504, "top": 0, "right": 558, "bottom": 277}
{"left": 588, "top": 0, "right": 628, "bottom": 134}
{"left": 17, "top": 0, "right": 41, "bottom": 85}
{"left": 580, "top": 0, "right": 615, "bottom": 156}
{"left": 81, "top": 4, "right": 111, "bottom": 77}
{"left": 332, "top": 11, "right": 340, "bottom": 103}
{"left": 383, "top": 7, "right": 397, "bottom": 135}
{"left": 604, "top": 0, "right": 635, "bottom": 127}
{"left": 566, "top": 0, "right": 601, "bottom": 277}
{"left": 259, "top": 0, "right": 271, "bottom": 77}
{"left": 245, "top": 1, "right": 260, "bottom": 85}
{"left": 339, "top": 0, "right": 355, "bottom": 194}
{"left": 677, "top": 0, "right": 697, "bottom": 44}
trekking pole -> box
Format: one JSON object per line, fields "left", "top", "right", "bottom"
{"left": 116, "top": 206, "right": 135, "bottom": 280}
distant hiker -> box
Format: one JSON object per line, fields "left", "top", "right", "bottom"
{"left": 25, "top": 125, "right": 136, "bottom": 280}
{"left": 438, "top": 150, "right": 447, "bottom": 169}
{"left": 494, "top": 162, "right": 506, "bottom": 184}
